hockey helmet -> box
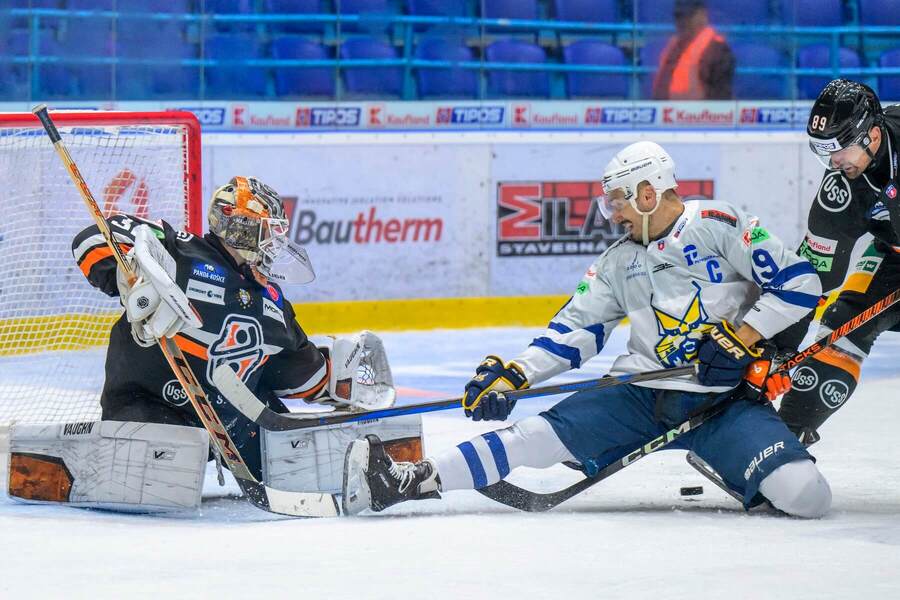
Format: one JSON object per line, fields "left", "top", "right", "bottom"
{"left": 807, "top": 79, "right": 883, "bottom": 168}
{"left": 208, "top": 176, "right": 315, "bottom": 283}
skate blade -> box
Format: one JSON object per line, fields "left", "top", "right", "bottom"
{"left": 342, "top": 439, "right": 373, "bottom": 516}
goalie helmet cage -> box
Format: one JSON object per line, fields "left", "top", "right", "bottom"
{"left": 0, "top": 110, "right": 202, "bottom": 426}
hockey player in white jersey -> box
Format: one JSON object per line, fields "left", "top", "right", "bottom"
{"left": 344, "top": 141, "right": 832, "bottom": 518}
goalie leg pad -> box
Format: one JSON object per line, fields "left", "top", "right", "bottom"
{"left": 261, "top": 414, "right": 422, "bottom": 494}
{"left": 3, "top": 421, "right": 208, "bottom": 512}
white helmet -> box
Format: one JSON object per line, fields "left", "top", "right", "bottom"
{"left": 600, "top": 141, "right": 677, "bottom": 245}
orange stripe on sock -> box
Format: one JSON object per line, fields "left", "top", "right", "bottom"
{"left": 78, "top": 244, "right": 131, "bottom": 277}
{"left": 813, "top": 347, "right": 861, "bottom": 381}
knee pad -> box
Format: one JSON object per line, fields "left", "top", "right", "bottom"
{"left": 779, "top": 348, "right": 860, "bottom": 435}
{"left": 758, "top": 459, "right": 831, "bottom": 518}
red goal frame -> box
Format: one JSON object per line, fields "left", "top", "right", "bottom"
{"left": 0, "top": 110, "right": 203, "bottom": 234}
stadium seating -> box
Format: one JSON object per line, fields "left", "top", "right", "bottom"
{"left": 483, "top": 0, "right": 540, "bottom": 20}
{"left": 562, "top": 40, "right": 628, "bottom": 98}
{"left": 708, "top": 0, "right": 769, "bottom": 25}
{"left": 797, "top": 44, "right": 862, "bottom": 99}
{"left": 265, "top": 0, "right": 328, "bottom": 34}
{"left": 859, "top": 0, "right": 900, "bottom": 25}
{"left": 271, "top": 36, "right": 335, "bottom": 97}
{"left": 204, "top": 0, "right": 259, "bottom": 32}
{"left": 414, "top": 37, "right": 478, "bottom": 98}
{"left": 633, "top": 0, "right": 675, "bottom": 23}
{"left": 552, "top": 0, "right": 617, "bottom": 23}
{"left": 0, "top": 29, "right": 30, "bottom": 100}
{"left": 336, "top": 0, "right": 394, "bottom": 33}
{"left": 118, "top": 0, "right": 193, "bottom": 12}
{"left": 340, "top": 37, "right": 404, "bottom": 97}
{"left": 781, "top": 0, "right": 843, "bottom": 26}
{"left": 732, "top": 42, "right": 788, "bottom": 99}
{"left": 879, "top": 47, "right": 900, "bottom": 100}
{"left": 638, "top": 36, "right": 669, "bottom": 98}
{"left": 485, "top": 39, "right": 550, "bottom": 97}
{"left": 116, "top": 22, "right": 199, "bottom": 99}
{"left": 406, "top": 0, "right": 467, "bottom": 18}
{"left": 204, "top": 33, "right": 269, "bottom": 98}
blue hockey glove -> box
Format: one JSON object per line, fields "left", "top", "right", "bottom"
{"left": 462, "top": 355, "right": 528, "bottom": 421}
{"left": 696, "top": 321, "right": 760, "bottom": 388}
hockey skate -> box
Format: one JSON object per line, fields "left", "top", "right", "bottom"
{"left": 342, "top": 434, "right": 440, "bottom": 515}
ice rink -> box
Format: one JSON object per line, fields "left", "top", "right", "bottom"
{"left": 1, "top": 325, "right": 898, "bottom": 600}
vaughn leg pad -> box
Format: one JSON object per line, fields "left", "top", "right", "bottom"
{"left": 262, "top": 414, "right": 423, "bottom": 494}
{"left": 4, "top": 421, "right": 208, "bottom": 512}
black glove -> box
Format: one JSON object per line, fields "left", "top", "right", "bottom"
{"left": 462, "top": 355, "right": 528, "bottom": 421}
{"left": 696, "top": 321, "right": 760, "bottom": 388}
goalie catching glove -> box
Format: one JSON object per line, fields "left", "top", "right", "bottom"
{"left": 462, "top": 356, "right": 528, "bottom": 421}
{"left": 116, "top": 225, "right": 202, "bottom": 347}
{"left": 312, "top": 331, "right": 396, "bottom": 411}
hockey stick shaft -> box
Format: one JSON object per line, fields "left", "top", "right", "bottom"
{"left": 478, "top": 287, "right": 900, "bottom": 511}
{"left": 32, "top": 105, "right": 338, "bottom": 518}
{"left": 212, "top": 364, "right": 698, "bottom": 432}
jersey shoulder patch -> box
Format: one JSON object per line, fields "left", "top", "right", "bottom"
{"left": 700, "top": 208, "right": 738, "bottom": 227}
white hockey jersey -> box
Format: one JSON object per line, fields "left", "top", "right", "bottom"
{"left": 513, "top": 200, "right": 822, "bottom": 393}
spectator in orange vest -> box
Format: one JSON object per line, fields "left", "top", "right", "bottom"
{"left": 652, "top": 0, "right": 735, "bottom": 100}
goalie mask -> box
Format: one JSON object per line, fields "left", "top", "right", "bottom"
{"left": 208, "top": 176, "right": 315, "bottom": 284}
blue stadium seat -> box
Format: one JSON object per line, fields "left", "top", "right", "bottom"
{"left": 562, "top": 40, "right": 628, "bottom": 98}
{"left": 204, "top": 33, "right": 269, "bottom": 98}
{"left": 553, "top": 0, "right": 617, "bottom": 22}
{"left": 485, "top": 39, "right": 549, "bottom": 98}
{"left": 33, "top": 30, "right": 73, "bottom": 98}
{"left": 633, "top": 0, "right": 675, "bottom": 23}
{"left": 708, "top": 0, "right": 769, "bottom": 25}
{"left": 781, "top": 0, "right": 843, "bottom": 26}
{"left": 483, "top": 0, "right": 540, "bottom": 20}
{"left": 340, "top": 37, "right": 404, "bottom": 97}
{"left": 0, "top": 29, "right": 30, "bottom": 100}
{"left": 116, "top": 22, "right": 198, "bottom": 99}
{"left": 406, "top": 0, "right": 466, "bottom": 17}
{"left": 638, "top": 36, "right": 668, "bottom": 98}
{"left": 271, "top": 37, "right": 335, "bottom": 97}
{"left": 414, "top": 37, "right": 477, "bottom": 98}
{"left": 55, "top": 17, "right": 115, "bottom": 99}
{"left": 731, "top": 42, "right": 787, "bottom": 99}
{"left": 859, "top": 0, "right": 900, "bottom": 25}
{"left": 66, "top": 0, "right": 115, "bottom": 8}
{"left": 265, "top": 0, "right": 327, "bottom": 34}
{"left": 797, "top": 44, "right": 861, "bottom": 99}
{"left": 337, "top": 0, "right": 394, "bottom": 33}
{"left": 118, "top": 0, "right": 192, "bottom": 12}
{"left": 205, "top": 0, "right": 258, "bottom": 32}
{"left": 878, "top": 48, "right": 900, "bottom": 100}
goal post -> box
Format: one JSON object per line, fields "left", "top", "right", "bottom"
{"left": 0, "top": 110, "right": 203, "bottom": 425}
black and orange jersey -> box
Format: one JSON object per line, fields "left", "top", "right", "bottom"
{"left": 72, "top": 213, "right": 328, "bottom": 431}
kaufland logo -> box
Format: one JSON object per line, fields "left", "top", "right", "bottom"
{"left": 512, "top": 104, "right": 579, "bottom": 127}
{"left": 295, "top": 107, "right": 361, "bottom": 127}
{"left": 232, "top": 106, "right": 292, "bottom": 127}
{"left": 368, "top": 105, "right": 430, "bottom": 127}
{"left": 662, "top": 107, "right": 734, "bottom": 125}
{"left": 436, "top": 106, "right": 505, "bottom": 125}
{"left": 584, "top": 107, "right": 656, "bottom": 125}
{"left": 740, "top": 107, "right": 809, "bottom": 125}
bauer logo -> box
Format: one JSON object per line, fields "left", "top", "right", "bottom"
{"left": 436, "top": 106, "right": 505, "bottom": 125}
{"left": 295, "top": 107, "right": 361, "bottom": 127}
{"left": 496, "top": 180, "right": 714, "bottom": 257}
{"left": 740, "top": 107, "right": 809, "bottom": 125}
{"left": 584, "top": 107, "right": 656, "bottom": 125}
{"left": 176, "top": 107, "right": 226, "bottom": 126}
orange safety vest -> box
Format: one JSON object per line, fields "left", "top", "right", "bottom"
{"left": 655, "top": 26, "right": 724, "bottom": 100}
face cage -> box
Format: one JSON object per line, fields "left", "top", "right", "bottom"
{"left": 255, "top": 217, "right": 290, "bottom": 277}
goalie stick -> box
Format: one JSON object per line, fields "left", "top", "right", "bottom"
{"left": 477, "top": 287, "right": 900, "bottom": 511}
{"left": 32, "top": 105, "right": 338, "bottom": 519}
{"left": 212, "top": 364, "right": 698, "bottom": 432}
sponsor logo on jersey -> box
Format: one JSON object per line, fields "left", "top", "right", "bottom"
{"left": 798, "top": 242, "right": 833, "bottom": 272}
{"left": 819, "top": 379, "right": 850, "bottom": 409}
{"left": 62, "top": 422, "right": 95, "bottom": 436}
{"left": 672, "top": 218, "right": 687, "bottom": 239}
{"left": 625, "top": 251, "right": 646, "bottom": 280}
{"left": 803, "top": 233, "right": 838, "bottom": 255}
{"left": 162, "top": 379, "right": 190, "bottom": 406}
{"left": 886, "top": 184, "right": 897, "bottom": 199}
{"left": 186, "top": 279, "right": 225, "bottom": 305}
{"left": 817, "top": 171, "right": 851, "bottom": 212}
{"left": 700, "top": 209, "right": 737, "bottom": 227}
{"left": 237, "top": 288, "right": 252, "bottom": 308}
{"left": 191, "top": 261, "right": 227, "bottom": 284}
{"left": 295, "top": 107, "right": 362, "bottom": 127}
{"left": 652, "top": 287, "right": 714, "bottom": 367}
{"left": 744, "top": 441, "right": 784, "bottom": 480}
{"left": 206, "top": 315, "right": 268, "bottom": 384}
{"left": 739, "top": 106, "right": 809, "bottom": 125}
{"left": 791, "top": 366, "right": 819, "bottom": 392}
{"left": 436, "top": 106, "right": 505, "bottom": 125}
{"left": 265, "top": 284, "right": 282, "bottom": 305}
{"left": 173, "top": 107, "right": 226, "bottom": 126}
{"left": 575, "top": 280, "right": 589, "bottom": 294}
{"left": 750, "top": 226, "right": 770, "bottom": 244}
{"left": 262, "top": 298, "right": 285, "bottom": 325}
{"left": 651, "top": 262, "right": 675, "bottom": 273}
{"left": 657, "top": 240, "right": 666, "bottom": 251}
{"left": 584, "top": 107, "right": 656, "bottom": 125}
{"left": 496, "top": 180, "right": 715, "bottom": 257}
{"left": 682, "top": 244, "right": 718, "bottom": 266}
{"left": 176, "top": 231, "right": 194, "bottom": 242}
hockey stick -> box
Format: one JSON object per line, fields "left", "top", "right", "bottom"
{"left": 212, "top": 364, "right": 698, "bottom": 432}
{"left": 477, "top": 287, "right": 900, "bottom": 512}
{"left": 32, "top": 105, "right": 339, "bottom": 518}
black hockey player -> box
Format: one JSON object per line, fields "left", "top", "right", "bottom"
{"left": 777, "top": 79, "right": 900, "bottom": 442}
{"left": 72, "top": 176, "right": 388, "bottom": 480}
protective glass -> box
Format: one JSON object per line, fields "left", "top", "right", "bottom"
{"left": 597, "top": 187, "right": 632, "bottom": 220}
{"left": 256, "top": 217, "right": 316, "bottom": 284}
{"left": 809, "top": 133, "right": 870, "bottom": 169}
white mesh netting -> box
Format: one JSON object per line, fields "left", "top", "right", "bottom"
{"left": 0, "top": 114, "right": 196, "bottom": 425}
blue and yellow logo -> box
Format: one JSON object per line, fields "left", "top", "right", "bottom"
{"left": 652, "top": 288, "right": 713, "bottom": 367}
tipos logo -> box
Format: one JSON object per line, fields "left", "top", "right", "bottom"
{"left": 162, "top": 379, "right": 190, "bottom": 407}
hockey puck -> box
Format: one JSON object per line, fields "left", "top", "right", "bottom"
{"left": 680, "top": 486, "right": 704, "bottom": 496}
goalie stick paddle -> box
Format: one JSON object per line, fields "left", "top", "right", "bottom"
{"left": 32, "top": 105, "right": 339, "bottom": 519}
{"left": 212, "top": 364, "right": 698, "bottom": 432}
{"left": 477, "top": 287, "right": 900, "bottom": 512}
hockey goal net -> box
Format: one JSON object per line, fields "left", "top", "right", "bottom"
{"left": 0, "top": 110, "right": 201, "bottom": 426}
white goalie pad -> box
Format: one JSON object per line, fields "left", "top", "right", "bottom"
{"left": 261, "top": 414, "right": 422, "bottom": 494}
{"left": 1, "top": 421, "right": 208, "bottom": 512}
{"left": 317, "top": 330, "right": 396, "bottom": 411}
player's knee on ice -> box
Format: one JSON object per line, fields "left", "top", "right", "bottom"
{"left": 758, "top": 459, "right": 831, "bottom": 518}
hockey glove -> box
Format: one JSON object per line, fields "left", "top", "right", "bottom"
{"left": 742, "top": 345, "right": 791, "bottom": 402}
{"left": 696, "top": 321, "right": 760, "bottom": 388}
{"left": 462, "top": 356, "right": 528, "bottom": 421}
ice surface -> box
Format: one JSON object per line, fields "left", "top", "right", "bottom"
{"left": 1, "top": 326, "right": 898, "bottom": 599}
